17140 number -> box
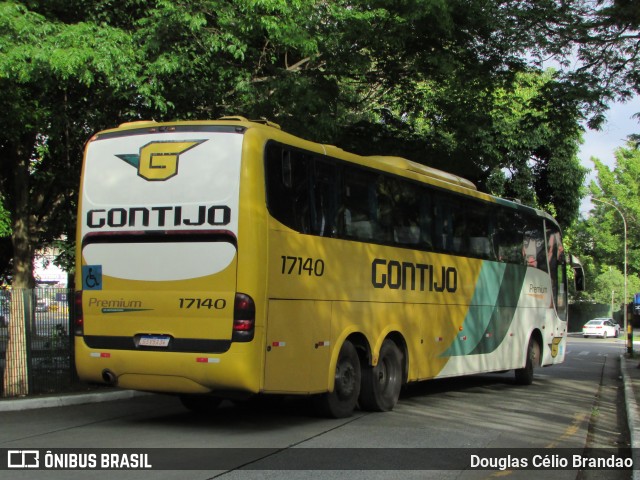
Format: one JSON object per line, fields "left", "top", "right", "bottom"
{"left": 280, "top": 256, "right": 325, "bottom": 276}
{"left": 179, "top": 298, "right": 226, "bottom": 309}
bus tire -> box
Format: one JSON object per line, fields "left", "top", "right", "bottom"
{"left": 359, "top": 339, "right": 403, "bottom": 412}
{"left": 179, "top": 394, "right": 222, "bottom": 414}
{"left": 514, "top": 337, "right": 540, "bottom": 385}
{"left": 314, "top": 340, "right": 361, "bottom": 418}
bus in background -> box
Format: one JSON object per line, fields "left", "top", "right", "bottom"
{"left": 75, "top": 117, "right": 584, "bottom": 418}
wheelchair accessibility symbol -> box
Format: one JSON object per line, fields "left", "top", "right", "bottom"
{"left": 82, "top": 265, "right": 103, "bottom": 290}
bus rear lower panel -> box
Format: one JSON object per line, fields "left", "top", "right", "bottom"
{"left": 74, "top": 339, "right": 263, "bottom": 395}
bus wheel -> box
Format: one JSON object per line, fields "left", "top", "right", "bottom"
{"left": 314, "top": 340, "right": 361, "bottom": 418}
{"left": 359, "top": 339, "right": 403, "bottom": 412}
{"left": 514, "top": 337, "right": 540, "bottom": 385}
{"left": 179, "top": 394, "right": 222, "bottom": 414}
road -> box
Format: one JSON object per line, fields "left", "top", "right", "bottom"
{"left": 0, "top": 336, "right": 632, "bottom": 480}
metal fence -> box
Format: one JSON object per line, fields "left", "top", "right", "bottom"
{"left": 0, "top": 288, "right": 78, "bottom": 397}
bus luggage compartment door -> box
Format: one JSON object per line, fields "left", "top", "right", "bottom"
{"left": 264, "top": 300, "right": 331, "bottom": 393}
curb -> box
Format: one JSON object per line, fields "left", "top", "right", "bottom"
{"left": 0, "top": 389, "right": 148, "bottom": 412}
{"left": 620, "top": 355, "right": 640, "bottom": 479}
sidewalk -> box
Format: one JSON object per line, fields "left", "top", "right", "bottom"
{"left": 0, "top": 388, "right": 147, "bottom": 412}
{"left": 621, "top": 352, "right": 640, "bottom": 479}
{"left": 622, "top": 354, "right": 640, "bottom": 444}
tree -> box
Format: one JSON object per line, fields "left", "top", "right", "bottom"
{"left": 0, "top": 1, "right": 141, "bottom": 395}
{"left": 590, "top": 144, "right": 640, "bottom": 275}
{"left": 330, "top": 69, "right": 588, "bottom": 227}
{"left": 130, "top": 1, "right": 590, "bottom": 230}
{"left": 592, "top": 266, "right": 640, "bottom": 308}
{"left": 0, "top": 0, "right": 632, "bottom": 395}
{"left": 503, "top": 0, "right": 640, "bottom": 128}
{"left": 0, "top": 2, "right": 141, "bottom": 289}
{"left": 0, "top": 196, "right": 10, "bottom": 284}
{"left": 0, "top": 0, "right": 629, "bottom": 287}
{"left": 570, "top": 141, "right": 640, "bottom": 304}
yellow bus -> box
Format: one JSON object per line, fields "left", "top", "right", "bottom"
{"left": 75, "top": 117, "right": 583, "bottom": 418}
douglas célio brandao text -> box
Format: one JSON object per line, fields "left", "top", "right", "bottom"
{"left": 470, "top": 453, "right": 632, "bottom": 470}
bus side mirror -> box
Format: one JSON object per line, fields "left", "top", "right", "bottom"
{"left": 569, "top": 254, "right": 585, "bottom": 292}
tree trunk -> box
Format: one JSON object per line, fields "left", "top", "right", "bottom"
{"left": 2, "top": 136, "right": 35, "bottom": 397}
{"left": 10, "top": 135, "right": 36, "bottom": 289}
{"left": 3, "top": 290, "right": 29, "bottom": 397}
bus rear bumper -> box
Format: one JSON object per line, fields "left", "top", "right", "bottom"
{"left": 74, "top": 340, "right": 261, "bottom": 395}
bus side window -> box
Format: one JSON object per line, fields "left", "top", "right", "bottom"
{"left": 341, "top": 168, "right": 376, "bottom": 240}
{"left": 282, "top": 150, "right": 292, "bottom": 188}
{"left": 418, "top": 193, "right": 434, "bottom": 249}
{"left": 374, "top": 175, "right": 397, "bottom": 243}
{"left": 497, "top": 209, "right": 525, "bottom": 263}
{"left": 265, "top": 144, "right": 310, "bottom": 233}
{"left": 435, "top": 195, "right": 466, "bottom": 255}
{"left": 311, "top": 160, "right": 339, "bottom": 237}
{"left": 523, "top": 223, "right": 547, "bottom": 272}
{"left": 433, "top": 194, "right": 452, "bottom": 251}
{"left": 391, "top": 180, "right": 423, "bottom": 247}
{"left": 546, "top": 224, "right": 567, "bottom": 320}
{"left": 464, "top": 201, "right": 496, "bottom": 260}
{"left": 450, "top": 201, "right": 466, "bottom": 254}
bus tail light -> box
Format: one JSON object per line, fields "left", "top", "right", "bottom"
{"left": 74, "top": 291, "right": 84, "bottom": 336}
{"left": 232, "top": 293, "right": 255, "bottom": 342}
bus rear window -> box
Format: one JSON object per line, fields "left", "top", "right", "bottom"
{"left": 83, "top": 241, "right": 236, "bottom": 281}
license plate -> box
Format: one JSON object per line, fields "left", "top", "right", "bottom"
{"left": 139, "top": 335, "right": 170, "bottom": 347}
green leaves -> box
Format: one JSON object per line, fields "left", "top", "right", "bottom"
{"left": 0, "top": 196, "right": 10, "bottom": 238}
{"left": 0, "top": 3, "right": 137, "bottom": 87}
{"left": 592, "top": 266, "right": 640, "bottom": 306}
{"left": 571, "top": 142, "right": 640, "bottom": 303}
{"left": 0, "top": 0, "right": 636, "bottom": 285}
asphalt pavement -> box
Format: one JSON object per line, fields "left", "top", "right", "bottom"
{"left": 1, "top": 335, "right": 639, "bottom": 478}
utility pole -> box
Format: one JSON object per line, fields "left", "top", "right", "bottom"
{"left": 593, "top": 197, "right": 630, "bottom": 354}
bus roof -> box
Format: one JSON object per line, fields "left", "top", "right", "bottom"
{"left": 95, "top": 116, "right": 556, "bottom": 227}
{"left": 367, "top": 156, "right": 477, "bottom": 190}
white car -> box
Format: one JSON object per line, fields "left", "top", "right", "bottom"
{"left": 582, "top": 318, "right": 620, "bottom": 338}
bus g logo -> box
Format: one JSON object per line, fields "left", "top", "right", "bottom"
{"left": 550, "top": 337, "right": 563, "bottom": 358}
{"left": 116, "top": 140, "right": 206, "bottom": 181}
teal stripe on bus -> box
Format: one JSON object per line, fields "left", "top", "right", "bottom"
{"left": 442, "top": 262, "right": 527, "bottom": 357}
